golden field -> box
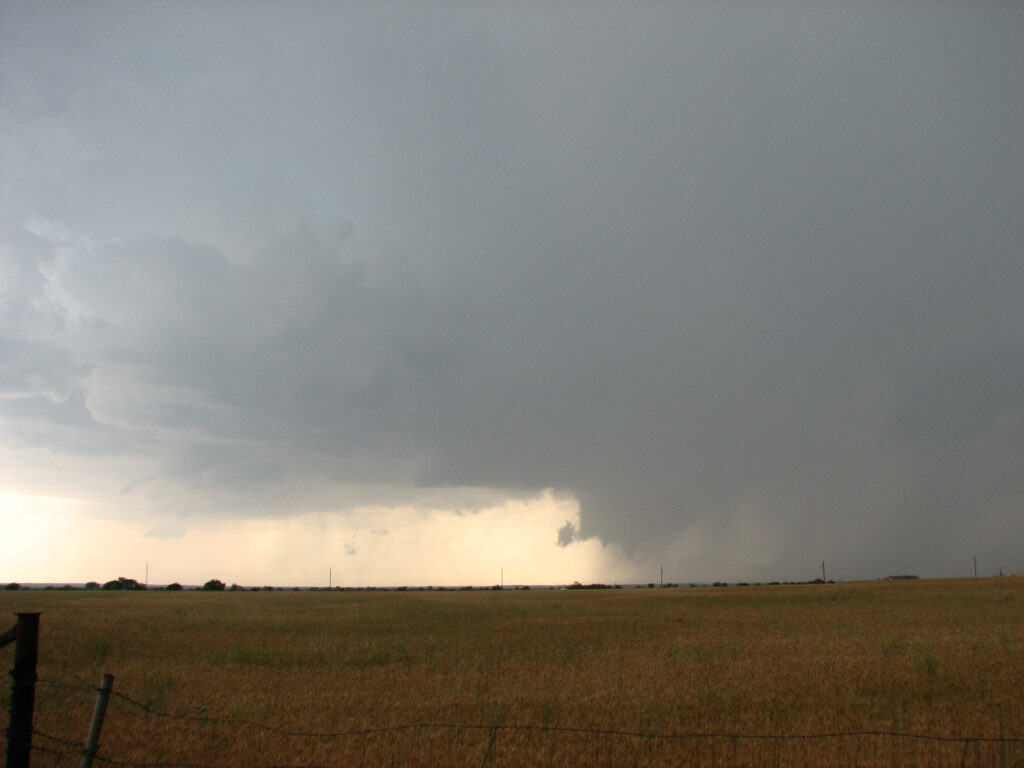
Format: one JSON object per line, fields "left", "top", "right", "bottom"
{"left": 2, "top": 577, "right": 1022, "bottom": 767}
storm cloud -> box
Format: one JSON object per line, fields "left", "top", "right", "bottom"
{"left": 2, "top": 2, "right": 1022, "bottom": 581}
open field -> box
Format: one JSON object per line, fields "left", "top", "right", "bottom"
{"left": 2, "top": 578, "right": 1022, "bottom": 767}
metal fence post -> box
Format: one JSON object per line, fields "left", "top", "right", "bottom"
{"left": 80, "top": 674, "right": 114, "bottom": 768}
{"left": 5, "top": 612, "right": 40, "bottom": 768}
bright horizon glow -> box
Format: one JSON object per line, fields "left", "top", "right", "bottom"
{"left": 0, "top": 490, "right": 635, "bottom": 588}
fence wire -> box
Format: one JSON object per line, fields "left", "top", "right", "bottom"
{"left": 23, "top": 677, "right": 1024, "bottom": 768}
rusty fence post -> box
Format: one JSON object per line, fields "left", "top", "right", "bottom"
{"left": 80, "top": 674, "right": 114, "bottom": 768}
{"left": 5, "top": 612, "right": 40, "bottom": 768}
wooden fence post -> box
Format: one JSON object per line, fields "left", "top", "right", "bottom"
{"left": 5, "top": 612, "right": 40, "bottom": 768}
{"left": 80, "top": 674, "right": 114, "bottom": 768}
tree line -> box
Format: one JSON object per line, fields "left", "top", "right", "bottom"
{"left": 3, "top": 577, "right": 229, "bottom": 591}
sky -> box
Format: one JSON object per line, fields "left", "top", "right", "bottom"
{"left": 2, "top": 2, "right": 1022, "bottom": 587}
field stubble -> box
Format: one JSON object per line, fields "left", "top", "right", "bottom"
{"left": 1, "top": 578, "right": 1022, "bottom": 767}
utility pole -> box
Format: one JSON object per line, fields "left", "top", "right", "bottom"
{"left": 974, "top": 556, "right": 977, "bottom": 579}
{"left": 822, "top": 560, "right": 826, "bottom": 582}
{"left": 329, "top": 567, "right": 332, "bottom": 589}
{"left": 660, "top": 565, "right": 663, "bottom": 587}
{"left": 145, "top": 562, "right": 149, "bottom": 588}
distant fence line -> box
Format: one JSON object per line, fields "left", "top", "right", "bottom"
{"left": 22, "top": 677, "right": 1024, "bottom": 768}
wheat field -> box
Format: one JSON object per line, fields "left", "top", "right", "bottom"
{"left": 2, "top": 577, "right": 1022, "bottom": 767}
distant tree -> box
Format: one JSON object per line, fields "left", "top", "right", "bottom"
{"left": 202, "top": 579, "right": 226, "bottom": 591}
{"left": 103, "top": 576, "right": 144, "bottom": 591}
{"left": 4, "top": 582, "right": 20, "bottom": 590}
{"left": 229, "top": 583, "right": 243, "bottom": 591}
{"left": 165, "top": 582, "right": 183, "bottom": 591}
{"left": 85, "top": 581, "right": 100, "bottom": 590}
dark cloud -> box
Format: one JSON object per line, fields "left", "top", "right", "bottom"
{"left": 2, "top": 3, "right": 1022, "bottom": 580}
{"left": 557, "top": 521, "right": 579, "bottom": 549}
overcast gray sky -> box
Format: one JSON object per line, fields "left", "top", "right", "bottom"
{"left": 2, "top": 2, "right": 1022, "bottom": 585}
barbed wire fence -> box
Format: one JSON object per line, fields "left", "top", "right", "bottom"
{"left": 18, "top": 677, "right": 1024, "bottom": 768}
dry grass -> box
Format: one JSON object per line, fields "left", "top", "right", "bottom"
{"left": 2, "top": 577, "right": 1022, "bottom": 767}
